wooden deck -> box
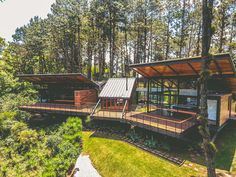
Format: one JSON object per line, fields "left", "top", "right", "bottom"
{"left": 92, "top": 109, "right": 196, "bottom": 137}
{"left": 19, "top": 103, "right": 95, "bottom": 116}
{"left": 19, "top": 103, "right": 197, "bottom": 137}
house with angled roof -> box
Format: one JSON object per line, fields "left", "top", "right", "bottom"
{"left": 18, "top": 53, "right": 236, "bottom": 138}
{"left": 99, "top": 78, "right": 136, "bottom": 111}
{"left": 18, "top": 73, "right": 100, "bottom": 115}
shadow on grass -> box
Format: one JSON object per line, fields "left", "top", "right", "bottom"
{"left": 87, "top": 119, "right": 236, "bottom": 172}
{"left": 86, "top": 119, "right": 206, "bottom": 166}
{"left": 215, "top": 120, "right": 236, "bottom": 171}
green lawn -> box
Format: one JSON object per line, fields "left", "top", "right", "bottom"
{"left": 215, "top": 121, "right": 236, "bottom": 174}
{"left": 82, "top": 121, "right": 236, "bottom": 177}
{"left": 82, "top": 132, "right": 204, "bottom": 177}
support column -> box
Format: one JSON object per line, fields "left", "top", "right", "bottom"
{"left": 197, "top": 84, "right": 200, "bottom": 112}
{"left": 168, "top": 88, "right": 171, "bottom": 109}
{"left": 106, "top": 99, "right": 108, "bottom": 110}
{"left": 110, "top": 99, "right": 112, "bottom": 110}
{"left": 161, "top": 79, "right": 164, "bottom": 107}
{"left": 147, "top": 79, "right": 150, "bottom": 113}
{"left": 177, "top": 79, "right": 180, "bottom": 111}
{"left": 161, "top": 79, "right": 164, "bottom": 115}
{"left": 101, "top": 99, "right": 103, "bottom": 109}
{"left": 156, "top": 82, "right": 158, "bottom": 107}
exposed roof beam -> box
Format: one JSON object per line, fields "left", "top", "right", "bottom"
{"left": 149, "top": 66, "right": 178, "bottom": 87}
{"left": 167, "top": 65, "right": 179, "bottom": 75}
{"left": 187, "top": 62, "right": 199, "bottom": 75}
{"left": 134, "top": 68, "right": 152, "bottom": 77}
{"left": 150, "top": 66, "right": 162, "bottom": 76}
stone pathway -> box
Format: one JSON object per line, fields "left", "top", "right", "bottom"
{"left": 74, "top": 155, "right": 101, "bottom": 177}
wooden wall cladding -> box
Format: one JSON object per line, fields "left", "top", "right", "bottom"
{"left": 219, "top": 94, "right": 232, "bottom": 126}
{"left": 74, "top": 89, "right": 97, "bottom": 106}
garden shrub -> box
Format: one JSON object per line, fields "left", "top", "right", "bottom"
{"left": 59, "top": 117, "right": 82, "bottom": 143}
{"left": 127, "top": 131, "right": 140, "bottom": 142}
{"left": 43, "top": 116, "right": 82, "bottom": 177}
{"left": 160, "top": 142, "right": 171, "bottom": 151}
{"left": 0, "top": 115, "right": 83, "bottom": 177}
{"left": 144, "top": 136, "right": 157, "bottom": 149}
{"left": 0, "top": 112, "right": 17, "bottom": 138}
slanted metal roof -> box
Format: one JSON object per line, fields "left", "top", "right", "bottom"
{"left": 130, "top": 53, "right": 235, "bottom": 78}
{"left": 99, "top": 78, "right": 136, "bottom": 99}
{"left": 17, "top": 73, "right": 99, "bottom": 88}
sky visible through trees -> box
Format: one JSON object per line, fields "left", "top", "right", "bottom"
{"left": 0, "top": 0, "right": 235, "bottom": 80}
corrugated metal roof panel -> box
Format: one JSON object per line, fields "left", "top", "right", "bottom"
{"left": 99, "top": 78, "right": 136, "bottom": 99}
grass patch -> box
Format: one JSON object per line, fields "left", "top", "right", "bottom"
{"left": 82, "top": 120, "right": 236, "bottom": 176}
{"left": 215, "top": 121, "right": 236, "bottom": 173}
{"left": 82, "top": 131, "right": 204, "bottom": 177}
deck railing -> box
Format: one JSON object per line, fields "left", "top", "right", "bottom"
{"left": 19, "top": 102, "right": 96, "bottom": 115}
{"left": 91, "top": 109, "right": 123, "bottom": 119}
{"left": 121, "top": 104, "right": 197, "bottom": 135}
{"left": 126, "top": 112, "right": 195, "bottom": 133}
{"left": 20, "top": 102, "right": 197, "bottom": 136}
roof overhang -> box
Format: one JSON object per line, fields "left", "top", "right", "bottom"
{"left": 129, "top": 53, "right": 235, "bottom": 78}
{"left": 130, "top": 53, "right": 236, "bottom": 91}
{"left": 17, "top": 73, "right": 99, "bottom": 88}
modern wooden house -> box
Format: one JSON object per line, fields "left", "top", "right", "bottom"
{"left": 91, "top": 53, "right": 236, "bottom": 137}
{"left": 130, "top": 53, "right": 236, "bottom": 129}
{"left": 19, "top": 53, "right": 236, "bottom": 138}
{"left": 18, "top": 73, "right": 99, "bottom": 115}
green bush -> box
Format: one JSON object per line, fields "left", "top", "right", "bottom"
{"left": 0, "top": 93, "right": 36, "bottom": 121}
{"left": 17, "top": 129, "right": 39, "bottom": 152}
{"left": 0, "top": 115, "right": 83, "bottom": 177}
{"left": 59, "top": 116, "right": 82, "bottom": 143}
{"left": 127, "top": 131, "right": 140, "bottom": 142}
{"left": 144, "top": 136, "right": 157, "bottom": 149}
{"left": 43, "top": 117, "right": 82, "bottom": 177}
{"left": 160, "top": 142, "right": 171, "bottom": 151}
{"left": 0, "top": 112, "right": 17, "bottom": 138}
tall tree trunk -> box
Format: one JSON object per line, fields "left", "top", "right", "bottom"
{"left": 144, "top": 2, "right": 147, "bottom": 63}
{"left": 229, "top": 19, "right": 234, "bottom": 52}
{"left": 87, "top": 40, "right": 92, "bottom": 79}
{"left": 99, "top": 30, "right": 106, "bottom": 80}
{"left": 199, "top": 0, "right": 216, "bottom": 177}
{"left": 148, "top": 17, "right": 153, "bottom": 62}
{"left": 165, "top": 15, "right": 171, "bottom": 60}
{"left": 187, "top": 22, "right": 194, "bottom": 57}
{"left": 137, "top": 26, "right": 141, "bottom": 63}
{"left": 77, "top": 18, "right": 82, "bottom": 73}
{"left": 125, "top": 18, "right": 129, "bottom": 75}
{"left": 179, "top": 0, "right": 186, "bottom": 58}
{"left": 218, "top": 0, "right": 226, "bottom": 53}
{"left": 109, "top": 3, "right": 114, "bottom": 78}
{"left": 112, "top": 19, "right": 116, "bottom": 77}
{"left": 196, "top": 23, "right": 201, "bottom": 56}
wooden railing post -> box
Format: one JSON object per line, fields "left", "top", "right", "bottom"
{"left": 90, "top": 99, "right": 101, "bottom": 117}
{"left": 121, "top": 100, "right": 128, "bottom": 119}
